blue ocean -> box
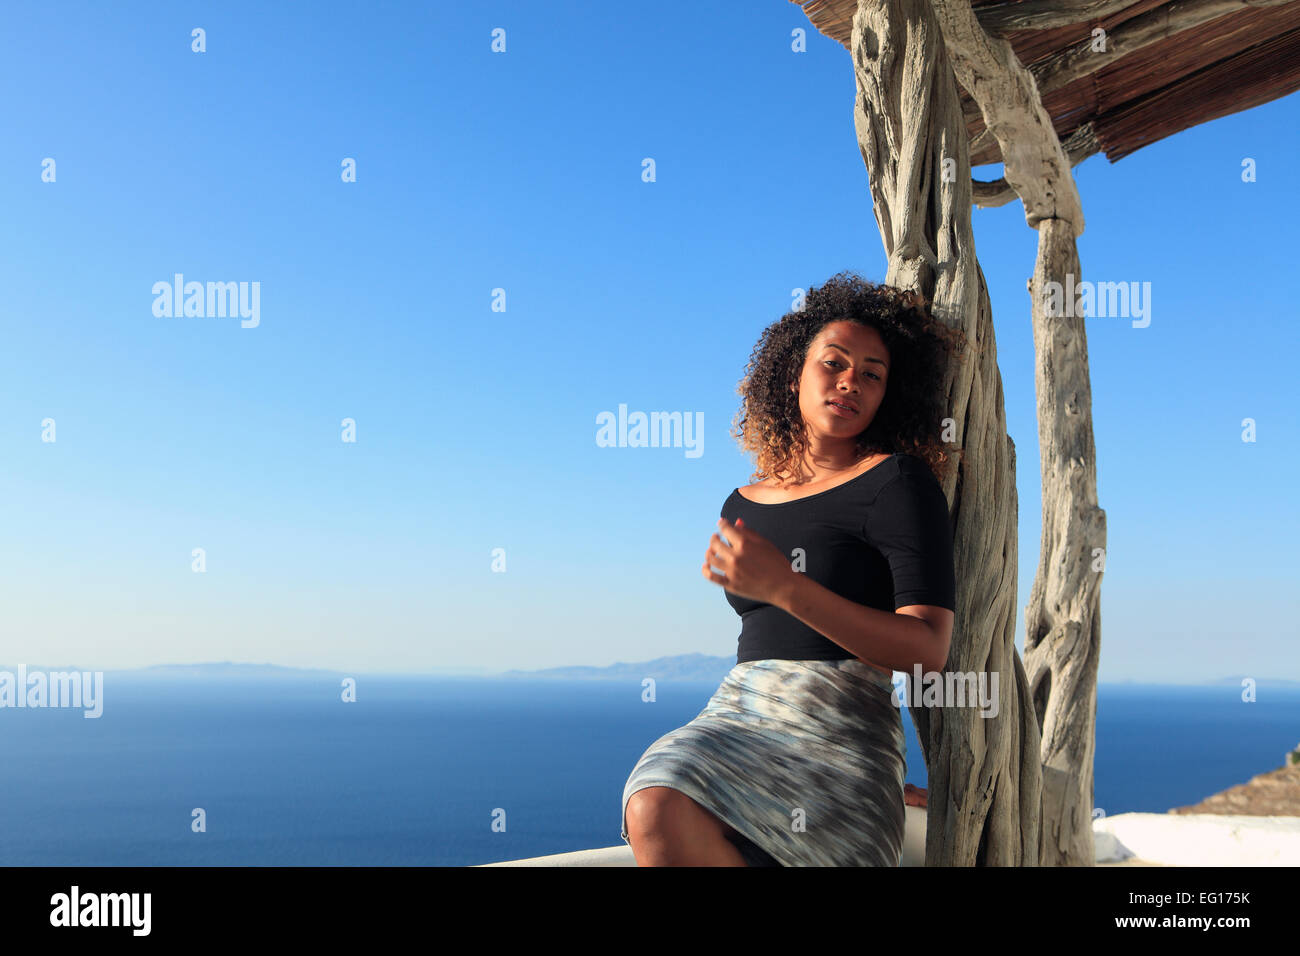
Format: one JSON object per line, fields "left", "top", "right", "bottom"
{"left": 1, "top": 676, "right": 1296, "bottom": 866}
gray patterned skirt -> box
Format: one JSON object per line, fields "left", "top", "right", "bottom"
{"left": 620, "top": 658, "right": 907, "bottom": 866}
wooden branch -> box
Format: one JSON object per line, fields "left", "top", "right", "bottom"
{"left": 973, "top": 124, "right": 1100, "bottom": 207}
{"left": 848, "top": 0, "right": 1041, "bottom": 867}
{"left": 1024, "top": 218, "right": 1106, "bottom": 867}
{"left": 929, "top": 0, "right": 1085, "bottom": 231}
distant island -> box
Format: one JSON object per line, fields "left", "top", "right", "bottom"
{"left": 1205, "top": 675, "right": 1300, "bottom": 688}
{"left": 497, "top": 652, "right": 736, "bottom": 683}
{"left": 4, "top": 659, "right": 1293, "bottom": 686}
{"left": 0, "top": 662, "right": 491, "bottom": 679}
{"left": 120, "top": 662, "right": 345, "bottom": 679}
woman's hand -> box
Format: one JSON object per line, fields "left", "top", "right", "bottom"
{"left": 701, "top": 517, "right": 797, "bottom": 604}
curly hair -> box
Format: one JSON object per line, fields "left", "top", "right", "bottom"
{"left": 729, "top": 271, "right": 967, "bottom": 485}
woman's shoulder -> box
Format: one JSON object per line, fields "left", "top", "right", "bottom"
{"left": 887, "top": 451, "right": 941, "bottom": 482}
{"left": 860, "top": 453, "right": 947, "bottom": 509}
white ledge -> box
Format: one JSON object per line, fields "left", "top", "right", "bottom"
{"left": 1093, "top": 812, "right": 1300, "bottom": 866}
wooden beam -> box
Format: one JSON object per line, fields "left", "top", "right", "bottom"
{"left": 929, "top": 0, "right": 1085, "bottom": 231}
{"left": 973, "top": 124, "right": 1100, "bottom": 207}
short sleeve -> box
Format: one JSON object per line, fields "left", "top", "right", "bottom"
{"left": 861, "top": 460, "right": 956, "bottom": 611}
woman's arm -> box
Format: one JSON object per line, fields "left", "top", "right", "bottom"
{"left": 771, "top": 573, "right": 953, "bottom": 673}
{"left": 704, "top": 512, "right": 954, "bottom": 672}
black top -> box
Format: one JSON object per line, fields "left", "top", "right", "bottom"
{"left": 719, "top": 452, "right": 956, "bottom": 664}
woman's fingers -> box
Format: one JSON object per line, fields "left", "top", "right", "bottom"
{"left": 710, "top": 532, "right": 739, "bottom": 562}
{"left": 704, "top": 527, "right": 738, "bottom": 586}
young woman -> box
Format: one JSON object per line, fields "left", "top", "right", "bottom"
{"left": 620, "top": 272, "right": 965, "bottom": 866}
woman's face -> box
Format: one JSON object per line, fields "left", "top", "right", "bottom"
{"left": 791, "top": 320, "right": 890, "bottom": 442}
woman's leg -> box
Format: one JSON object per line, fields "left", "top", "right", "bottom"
{"left": 624, "top": 787, "right": 750, "bottom": 866}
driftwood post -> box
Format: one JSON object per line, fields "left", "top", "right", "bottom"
{"left": 849, "top": 0, "right": 1042, "bottom": 865}
{"left": 921, "top": 0, "right": 1102, "bottom": 866}
{"left": 1024, "top": 219, "right": 1105, "bottom": 867}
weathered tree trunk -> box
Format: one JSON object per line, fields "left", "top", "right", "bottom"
{"left": 919, "top": 0, "right": 1103, "bottom": 866}
{"left": 849, "top": 0, "right": 1042, "bottom": 865}
{"left": 1024, "top": 219, "right": 1105, "bottom": 865}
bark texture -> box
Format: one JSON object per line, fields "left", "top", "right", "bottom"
{"left": 1024, "top": 218, "right": 1106, "bottom": 866}
{"left": 850, "top": 0, "right": 1042, "bottom": 865}
{"left": 922, "top": 0, "right": 1103, "bottom": 866}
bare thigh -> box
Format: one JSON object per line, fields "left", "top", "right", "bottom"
{"left": 625, "top": 786, "right": 741, "bottom": 841}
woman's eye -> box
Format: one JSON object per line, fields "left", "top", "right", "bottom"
{"left": 826, "top": 360, "right": 879, "bottom": 382}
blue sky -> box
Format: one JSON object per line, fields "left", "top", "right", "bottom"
{"left": 2, "top": 1, "right": 1296, "bottom": 683}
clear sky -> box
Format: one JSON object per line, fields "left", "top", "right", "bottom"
{"left": 2, "top": 1, "right": 1296, "bottom": 683}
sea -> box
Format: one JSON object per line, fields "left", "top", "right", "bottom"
{"left": 0, "top": 675, "right": 1296, "bottom": 866}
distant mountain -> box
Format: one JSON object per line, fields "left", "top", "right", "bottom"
{"left": 1205, "top": 676, "right": 1300, "bottom": 688}
{"left": 5, "top": 660, "right": 1290, "bottom": 685}
{"left": 117, "top": 662, "right": 346, "bottom": 679}
{"left": 498, "top": 652, "right": 735, "bottom": 683}
{"left": 1, "top": 662, "right": 509, "bottom": 679}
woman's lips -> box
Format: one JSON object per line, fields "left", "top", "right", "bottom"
{"left": 826, "top": 400, "right": 858, "bottom": 417}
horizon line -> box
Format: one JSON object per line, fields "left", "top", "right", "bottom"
{"left": 0, "top": 660, "right": 1296, "bottom": 687}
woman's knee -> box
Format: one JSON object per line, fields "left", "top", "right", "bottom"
{"left": 625, "top": 787, "right": 730, "bottom": 840}
{"left": 625, "top": 787, "right": 679, "bottom": 836}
